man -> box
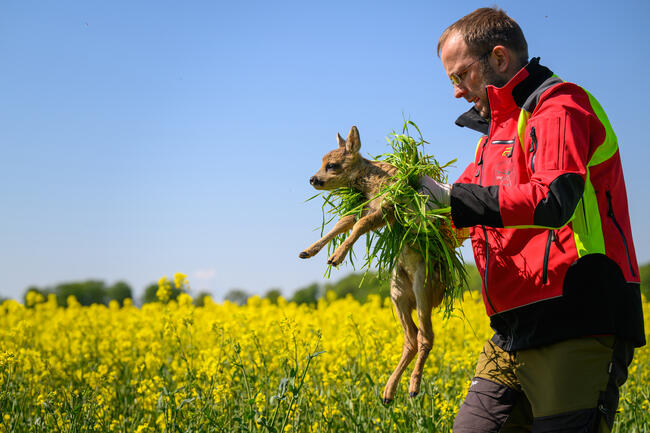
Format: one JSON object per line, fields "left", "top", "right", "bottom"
{"left": 420, "top": 7, "right": 646, "bottom": 432}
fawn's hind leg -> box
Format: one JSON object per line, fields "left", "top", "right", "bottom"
{"left": 409, "top": 263, "right": 444, "bottom": 397}
{"left": 382, "top": 266, "right": 418, "bottom": 405}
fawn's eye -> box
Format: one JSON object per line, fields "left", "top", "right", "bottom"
{"left": 325, "top": 163, "right": 340, "bottom": 171}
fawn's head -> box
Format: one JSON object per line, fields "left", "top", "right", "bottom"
{"left": 309, "top": 126, "right": 363, "bottom": 190}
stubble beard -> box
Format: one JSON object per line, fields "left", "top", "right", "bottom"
{"left": 477, "top": 60, "right": 509, "bottom": 120}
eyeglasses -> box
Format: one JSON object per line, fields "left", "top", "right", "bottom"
{"left": 448, "top": 51, "right": 491, "bottom": 87}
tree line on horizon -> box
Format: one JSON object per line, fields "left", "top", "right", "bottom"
{"left": 4, "top": 262, "right": 650, "bottom": 307}
{"left": 11, "top": 279, "right": 220, "bottom": 308}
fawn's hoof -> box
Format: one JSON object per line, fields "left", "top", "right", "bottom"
{"left": 327, "top": 256, "right": 341, "bottom": 266}
{"left": 299, "top": 251, "right": 310, "bottom": 259}
{"left": 382, "top": 398, "right": 393, "bottom": 405}
{"left": 409, "top": 392, "right": 418, "bottom": 398}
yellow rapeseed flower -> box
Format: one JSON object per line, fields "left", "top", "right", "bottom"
{"left": 173, "top": 272, "right": 188, "bottom": 289}
{"left": 156, "top": 276, "right": 171, "bottom": 302}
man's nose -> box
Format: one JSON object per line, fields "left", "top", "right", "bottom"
{"left": 453, "top": 84, "right": 466, "bottom": 99}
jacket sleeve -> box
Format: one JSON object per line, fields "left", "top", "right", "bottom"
{"left": 451, "top": 86, "right": 597, "bottom": 229}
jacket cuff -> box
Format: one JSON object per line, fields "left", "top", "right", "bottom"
{"left": 450, "top": 183, "right": 504, "bottom": 228}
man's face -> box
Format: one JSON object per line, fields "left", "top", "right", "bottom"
{"left": 440, "top": 33, "right": 500, "bottom": 120}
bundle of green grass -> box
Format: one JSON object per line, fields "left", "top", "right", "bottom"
{"left": 313, "top": 121, "right": 468, "bottom": 316}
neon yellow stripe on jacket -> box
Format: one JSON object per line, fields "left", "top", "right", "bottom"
{"left": 571, "top": 172, "right": 605, "bottom": 257}
{"left": 517, "top": 109, "right": 530, "bottom": 153}
{"left": 474, "top": 136, "right": 483, "bottom": 162}
{"left": 571, "top": 89, "right": 616, "bottom": 256}
{"left": 584, "top": 89, "right": 618, "bottom": 167}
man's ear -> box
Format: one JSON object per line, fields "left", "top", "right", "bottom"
{"left": 345, "top": 126, "right": 361, "bottom": 154}
{"left": 491, "top": 45, "right": 510, "bottom": 74}
{"left": 337, "top": 132, "right": 346, "bottom": 148}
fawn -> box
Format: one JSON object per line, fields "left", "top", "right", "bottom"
{"left": 299, "top": 126, "right": 446, "bottom": 404}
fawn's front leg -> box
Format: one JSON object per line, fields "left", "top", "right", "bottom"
{"left": 327, "top": 210, "right": 385, "bottom": 266}
{"left": 299, "top": 214, "right": 356, "bottom": 259}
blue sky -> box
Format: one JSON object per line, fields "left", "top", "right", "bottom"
{"left": 1, "top": 0, "right": 649, "bottom": 301}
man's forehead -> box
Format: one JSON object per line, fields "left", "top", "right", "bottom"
{"left": 441, "top": 33, "right": 470, "bottom": 58}
{"left": 440, "top": 32, "right": 472, "bottom": 71}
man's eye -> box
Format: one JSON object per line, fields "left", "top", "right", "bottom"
{"left": 326, "top": 163, "right": 339, "bottom": 171}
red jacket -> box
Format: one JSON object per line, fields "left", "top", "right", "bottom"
{"left": 450, "top": 58, "right": 645, "bottom": 350}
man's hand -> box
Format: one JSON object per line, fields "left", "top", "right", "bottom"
{"left": 418, "top": 175, "right": 451, "bottom": 208}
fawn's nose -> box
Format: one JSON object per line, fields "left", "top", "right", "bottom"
{"left": 310, "top": 176, "right": 323, "bottom": 186}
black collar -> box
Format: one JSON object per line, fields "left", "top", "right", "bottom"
{"left": 455, "top": 106, "right": 489, "bottom": 135}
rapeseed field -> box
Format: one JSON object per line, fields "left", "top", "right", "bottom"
{"left": 1, "top": 276, "right": 648, "bottom": 432}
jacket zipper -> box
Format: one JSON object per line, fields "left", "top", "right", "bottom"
{"left": 474, "top": 137, "right": 485, "bottom": 177}
{"left": 480, "top": 94, "right": 512, "bottom": 349}
{"left": 481, "top": 226, "right": 498, "bottom": 313}
{"left": 529, "top": 126, "right": 538, "bottom": 173}
{"left": 542, "top": 230, "right": 555, "bottom": 284}
{"left": 605, "top": 190, "right": 635, "bottom": 277}
{"left": 478, "top": 127, "right": 498, "bottom": 317}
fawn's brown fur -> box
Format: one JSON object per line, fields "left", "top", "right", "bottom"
{"left": 299, "top": 126, "right": 445, "bottom": 404}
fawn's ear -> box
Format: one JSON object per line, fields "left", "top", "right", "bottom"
{"left": 345, "top": 126, "right": 361, "bottom": 154}
{"left": 337, "top": 132, "right": 346, "bottom": 148}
